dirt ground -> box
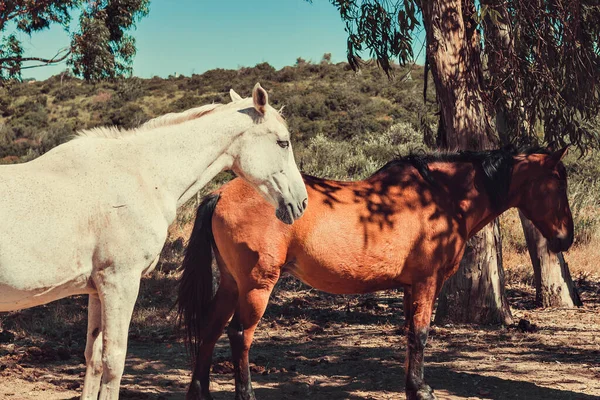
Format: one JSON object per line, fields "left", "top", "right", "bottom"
{"left": 1, "top": 275, "right": 599, "bottom": 400}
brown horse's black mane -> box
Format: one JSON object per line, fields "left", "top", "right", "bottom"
{"left": 376, "top": 146, "right": 550, "bottom": 211}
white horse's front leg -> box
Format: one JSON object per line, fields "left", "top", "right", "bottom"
{"left": 81, "top": 294, "right": 103, "bottom": 399}
{"left": 96, "top": 270, "right": 142, "bottom": 400}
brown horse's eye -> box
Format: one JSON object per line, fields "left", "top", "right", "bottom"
{"left": 277, "top": 140, "right": 289, "bottom": 149}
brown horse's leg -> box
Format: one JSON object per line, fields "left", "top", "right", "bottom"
{"left": 405, "top": 278, "right": 440, "bottom": 400}
{"left": 227, "top": 276, "right": 278, "bottom": 400}
{"left": 187, "top": 272, "right": 239, "bottom": 400}
{"left": 402, "top": 285, "right": 412, "bottom": 334}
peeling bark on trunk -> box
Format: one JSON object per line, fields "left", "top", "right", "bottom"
{"left": 481, "top": 0, "right": 522, "bottom": 143}
{"left": 420, "top": 0, "right": 495, "bottom": 150}
{"left": 422, "top": 0, "right": 512, "bottom": 325}
{"left": 519, "top": 211, "right": 582, "bottom": 308}
{"left": 435, "top": 219, "right": 513, "bottom": 325}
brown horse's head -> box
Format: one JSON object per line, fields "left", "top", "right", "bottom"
{"left": 514, "top": 146, "right": 573, "bottom": 253}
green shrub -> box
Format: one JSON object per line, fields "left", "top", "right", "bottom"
{"left": 0, "top": 90, "right": 13, "bottom": 117}
{"left": 7, "top": 81, "right": 40, "bottom": 97}
{"left": 298, "top": 133, "right": 379, "bottom": 179}
{"left": 0, "top": 122, "right": 15, "bottom": 145}
{"left": 276, "top": 66, "right": 297, "bottom": 82}
{"left": 116, "top": 77, "right": 145, "bottom": 102}
{"left": 104, "top": 103, "right": 149, "bottom": 129}
{"left": 53, "top": 84, "right": 80, "bottom": 102}
{"left": 297, "top": 123, "right": 426, "bottom": 180}
{"left": 568, "top": 178, "right": 600, "bottom": 246}
{"left": 170, "top": 94, "right": 202, "bottom": 112}
{"left": 38, "top": 122, "right": 76, "bottom": 153}
{"left": 8, "top": 107, "right": 49, "bottom": 139}
{"left": 67, "top": 107, "right": 79, "bottom": 118}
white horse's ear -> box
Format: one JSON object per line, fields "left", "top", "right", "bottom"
{"left": 252, "top": 82, "right": 268, "bottom": 114}
{"left": 229, "top": 89, "right": 243, "bottom": 102}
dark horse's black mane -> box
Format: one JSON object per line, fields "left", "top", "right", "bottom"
{"left": 376, "top": 146, "right": 550, "bottom": 211}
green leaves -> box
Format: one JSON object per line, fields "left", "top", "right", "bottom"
{"left": 322, "top": 0, "right": 600, "bottom": 151}
{"left": 0, "top": 0, "right": 149, "bottom": 82}
{"left": 476, "top": 4, "right": 501, "bottom": 26}
{"left": 483, "top": 0, "right": 600, "bottom": 152}
{"left": 326, "top": 0, "right": 421, "bottom": 75}
{"left": 0, "top": 34, "right": 23, "bottom": 81}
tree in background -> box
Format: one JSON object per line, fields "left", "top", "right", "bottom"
{"left": 0, "top": 0, "right": 149, "bottom": 82}
{"left": 480, "top": 0, "right": 597, "bottom": 308}
{"left": 319, "top": 0, "right": 600, "bottom": 322}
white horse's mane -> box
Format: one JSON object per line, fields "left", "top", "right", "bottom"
{"left": 75, "top": 103, "right": 222, "bottom": 139}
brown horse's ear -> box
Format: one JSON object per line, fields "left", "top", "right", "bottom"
{"left": 548, "top": 146, "right": 569, "bottom": 167}
{"left": 546, "top": 141, "right": 557, "bottom": 152}
{"left": 252, "top": 82, "right": 268, "bottom": 115}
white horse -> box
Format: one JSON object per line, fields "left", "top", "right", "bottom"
{"left": 0, "top": 83, "right": 308, "bottom": 399}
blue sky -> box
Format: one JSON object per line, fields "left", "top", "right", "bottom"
{"left": 16, "top": 0, "right": 425, "bottom": 80}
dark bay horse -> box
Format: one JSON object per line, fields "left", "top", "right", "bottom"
{"left": 178, "top": 146, "right": 573, "bottom": 400}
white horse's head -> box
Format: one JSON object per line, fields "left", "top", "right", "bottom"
{"left": 226, "top": 83, "right": 307, "bottom": 224}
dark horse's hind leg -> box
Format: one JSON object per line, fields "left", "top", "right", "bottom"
{"left": 187, "top": 273, "right": 239, "bottom": 400}
{"left": 402, "top": 285, "right": 412, "bottom": 334}
{"left": 228, "top": 272, "right": 279, "bottom": 400}
{"left": 227, "top": 313, "right": 254, "bottom": 400}
{"left": 404, "top": 277, "right": 440, "bottom": 400}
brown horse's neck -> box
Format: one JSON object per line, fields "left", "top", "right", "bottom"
{"left": 427, "top": 161, "right": 519, "bottom": 239}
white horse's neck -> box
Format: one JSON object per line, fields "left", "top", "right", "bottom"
{"left": 130, "top": 108, "right": 241, "bottom": 221}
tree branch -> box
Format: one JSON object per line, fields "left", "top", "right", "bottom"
{"left": 0, "top": 48, "right": 71, "bottom": 67}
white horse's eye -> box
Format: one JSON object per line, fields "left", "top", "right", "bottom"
{"left": 277, "top": 140, "right": 290, "bottom": 149}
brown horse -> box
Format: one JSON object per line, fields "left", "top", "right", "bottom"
{"left": 177, "top": 146, "right": 573, "bottom": 400}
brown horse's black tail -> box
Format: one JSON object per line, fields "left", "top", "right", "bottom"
{"left": 177, "top": 193, "right": 220, "bottom": 362}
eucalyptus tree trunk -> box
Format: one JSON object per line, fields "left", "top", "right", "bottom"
{"left": 519, "top": 211, "right": 582, "bottom": 307}
{"left": 420, "top": 0, "right": 513, "bottom": 325}
{"left": 435, "top": 218, "right": 512, "bottom": 324}
{"left": 482, "top": 0, "right": 582, "bottom": 309}
{"left": 421, "top": 0, "right": 493, "bottom": 149}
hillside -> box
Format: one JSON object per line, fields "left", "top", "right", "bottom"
{"left": 0, "top": 61, "right": 435, "bottom": 163}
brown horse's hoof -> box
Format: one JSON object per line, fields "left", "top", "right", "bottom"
{"left": 186, "top": 393, "right": 212, "bottom": 400}
{"left": 406, "top": 385, "right": 436, "bottom": 400}
{"left": 185, "top": 381, "right": 213, "bottom": 400}
{"left": 234, "top": 394, "right": 256, "bottom": 400}
{"left": 186, "top": 392, "right": 213, "bottom": 400}
{"left": 234, "top": 388, "right": 257, "bottom": 400}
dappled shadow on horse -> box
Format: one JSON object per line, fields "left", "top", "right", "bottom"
{"left": 0, "top": 83, "right": 306, "bottom": 400}
{"left": 177, "top": 145, "right": 572, "bottom": 400}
